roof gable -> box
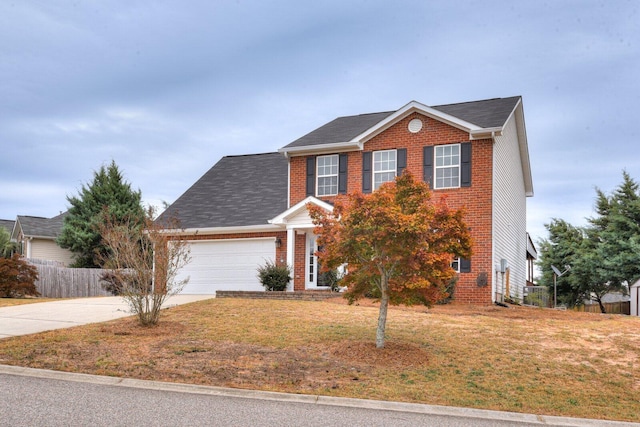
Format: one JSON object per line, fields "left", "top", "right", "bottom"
{"left": 158, "top": 152, "right": 288, "bottom": 229}
{"left": 279, "top": 96, "right": 522, "bottom": 156}
{"left": 269, "top": 196, "right": 333, "bottom": 226}
{"left": 14, "top": 212, "right": 67, "bottom": 239}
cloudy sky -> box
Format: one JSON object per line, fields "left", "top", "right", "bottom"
{"left": 1, "top": 1, "right": 638, "bottom": 245}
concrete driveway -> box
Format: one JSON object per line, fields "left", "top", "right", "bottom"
{"left": 0, "top": 295, "right": 214, "bottom": 339}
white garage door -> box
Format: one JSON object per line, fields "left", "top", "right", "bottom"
{"left": 178, "top": 238, "right": 276, "bottom": 295}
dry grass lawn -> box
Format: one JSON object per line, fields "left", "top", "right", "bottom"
{"left": 0, "top": 297, "right": 639, "bottom": 422}
{"left": 0, "top": 297, "right": 59, "bottom": 307}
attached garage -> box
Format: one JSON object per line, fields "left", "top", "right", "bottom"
{"left": 178, "top": 238, "right": 276, "bottom": 295}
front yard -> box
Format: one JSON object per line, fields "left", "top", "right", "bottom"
{"left": 0, "top": 297, "right": 638, "bottom": 422}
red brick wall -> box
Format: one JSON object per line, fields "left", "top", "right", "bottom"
{"left": 293, "top": 233, "right": 306, "bottom": 291}
{"left": 289, "top": 113, "right": 494, "bottom": 304}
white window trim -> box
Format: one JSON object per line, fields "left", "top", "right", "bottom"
{"left": 316, "top": 154, "right": 339, "bottom": 197}
{"left": 434, "top": 143, "right": 461, "bottom": 190}
{"left": 451, "top": 258, "right": 460, "bottom": 273}
{"left": 373, "top": 149, "right": 397, "bottom": 191}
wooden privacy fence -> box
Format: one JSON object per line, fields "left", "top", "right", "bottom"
{"left": 575, "top": 301, "right": 631, "bottom": 315}
{"left": 28, "top": 259, "right": 110, "bottom": 298}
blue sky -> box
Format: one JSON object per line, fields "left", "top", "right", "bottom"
{"left": 1, "top": 1, "right": 638, "bottom": 246}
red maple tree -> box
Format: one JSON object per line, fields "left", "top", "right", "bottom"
{"left": 308, "top": 172, "right": 472, "bottom": 348}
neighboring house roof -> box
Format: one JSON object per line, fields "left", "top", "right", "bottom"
{"left": 12, "top": 212, "right": 67, "bottom": 240}
{"left": 0, "top": 219, "right": 15, "bottom": 235}
{"left": 158, "top": 152, "right": 288, "bottom": 230}
{"left": 282, "top": 96, "right": 521, "bottom": 151}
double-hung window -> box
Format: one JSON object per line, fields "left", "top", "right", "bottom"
{"left": 316, "top": 155, "right": 339, "bottom": 196}
{"left": 434, "top": 144, "right": 460, "bottom": 189}
{"left": 373, "top": 150, "right": 396, "bottom": 190}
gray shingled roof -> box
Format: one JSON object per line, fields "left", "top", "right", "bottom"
{"left": 432, "top": 96, "right": 521, "bottom": 128}
{"left": 16, "top": 212, "right": 67, "bottom": 239}
{"left": 158, "top": 152, "right": 288, "bottom": 229}
{"left": 0, "top": 219, "right": 15, "bottom": 235}
{"left": 284, "top": 111, "right": 394, "bottom": 149}
{"left": 282, "top": 96, "right": 521, "bottom": 149}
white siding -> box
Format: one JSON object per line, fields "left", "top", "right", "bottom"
{"left": 284, "top": 208, "right": 315, "bottom": 227}
{"left": 29, "top": 238, "right": 75, "bottom": 266}
{"left": 492, "top": 113, "right": 528, "bottom": 302}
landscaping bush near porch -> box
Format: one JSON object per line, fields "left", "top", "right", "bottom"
{"left": 257, "top": 261, "right": 291, "bottom": 291}
{"left": 0, "top": 299, "right": 638, "bottom": 423}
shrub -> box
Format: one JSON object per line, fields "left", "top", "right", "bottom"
{"left": 319, "top": 269, "right": 341, "bottom": 291}
{"left": 100, "top": 271, "right": 125, "bottom": 295}
{"left": 257, "top": 261, "right": 291, "bottom": 291}
{"left": 100, "top": 270, "right": 151, "bottom": 296}
{"left": 0, "top": 254, "right": 40, "bottom": 298}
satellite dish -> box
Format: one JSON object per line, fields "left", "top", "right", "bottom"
{"left": 551, "top": 265, "right": 562, "bottom": 276}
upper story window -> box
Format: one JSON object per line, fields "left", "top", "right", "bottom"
{"left": 316, "top": 155, "right": 339, "bottom": 196}
{"left": 434, "top": 144, "right": 460, "bottom": 189}
{"left": 373, "top": 150, "right": 396, "bottom": 190}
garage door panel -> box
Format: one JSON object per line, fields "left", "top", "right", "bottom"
{"left": 178, "top": 238, "right": 275, "bottom": 295}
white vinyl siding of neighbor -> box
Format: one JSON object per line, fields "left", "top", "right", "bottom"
{"left": 28, "top": 238, "right": 74, "bottom": 266}
{"left": 492, "top": 112, "right": 528, "bottom": 302}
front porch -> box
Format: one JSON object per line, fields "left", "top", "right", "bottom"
{"left": 270, "top": 196, "right": 335, "bottom": 292}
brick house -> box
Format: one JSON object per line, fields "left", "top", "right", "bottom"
{"left": 161, "top": 96, "right": 533, "bottom": 304}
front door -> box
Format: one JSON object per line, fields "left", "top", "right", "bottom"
{"left": 305, "top": 234, "right": 329, "bottom": 289}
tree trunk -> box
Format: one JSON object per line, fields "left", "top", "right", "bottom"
{"left": 597, "top": 297, "right": 607, "bottom": 314}
{"left": 376, "top": 276, "right": 389, "bottom": 349}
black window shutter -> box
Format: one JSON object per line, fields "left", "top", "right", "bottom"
{"left": 362, "top": 151, "right": 372, "bottom": 194}
{"left": 461, "top": 142, "right": 471, "bottom": 187}
{"left": 423, "top": 146, "right": 433, "bottom": 187}
{"left": 306, "top": 156, "right": 316, "bottom": 197}
{"left": 338, "top": 154, "right": 348, "bottom": 194}
{"left": 460, "top": 258, "right": 471, "bottom": 273}
{"left": 397, "top": 148, "right": 407, "bottom": 177}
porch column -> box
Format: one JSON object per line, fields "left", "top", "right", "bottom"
{"left": 286, "top": 227, "right": 295, "bottom": 289}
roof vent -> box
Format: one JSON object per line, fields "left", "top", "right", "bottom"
{"left": 408, "top": 118, "right": 423, "bottom": 133}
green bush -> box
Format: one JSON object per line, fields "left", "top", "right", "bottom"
{"left": 257, "top": 261, "right": 291, "bottom": 291}
{"left": 0, "top": 254, "right": 40, "bottom": 298}
{"left": 318, "top": 269, "right": 341, "bottom": 291}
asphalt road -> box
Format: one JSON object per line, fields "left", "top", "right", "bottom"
{"left": 1, "top": 367, "right": 637, "bottom": 427}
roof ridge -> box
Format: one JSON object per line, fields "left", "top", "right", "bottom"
{"left": 433, "top": 96, "right": 521, "bottom": 109}
{"left": 334, "top": 110, "right": 395, "bottom": 120}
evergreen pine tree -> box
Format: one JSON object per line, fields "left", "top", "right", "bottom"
{"left": 57, "top": 161, "right": 145, "bottom": 268}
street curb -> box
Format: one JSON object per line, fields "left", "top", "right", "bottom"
{"left": 1, "top": 365, "right": 637, "bottom": 426}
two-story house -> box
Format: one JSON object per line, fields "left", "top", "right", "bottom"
{"left": 160, "top": 96, "right": 533, "bottom": 304}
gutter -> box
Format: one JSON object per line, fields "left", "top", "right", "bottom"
{"left": 279, "top": 141, "right": 362, "bottom": 158}
{"left": 160, "top": 224, "right": 282, "bottom": 236}
{"left": 470, "top": 127, "right": 503, "bottom": 140}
